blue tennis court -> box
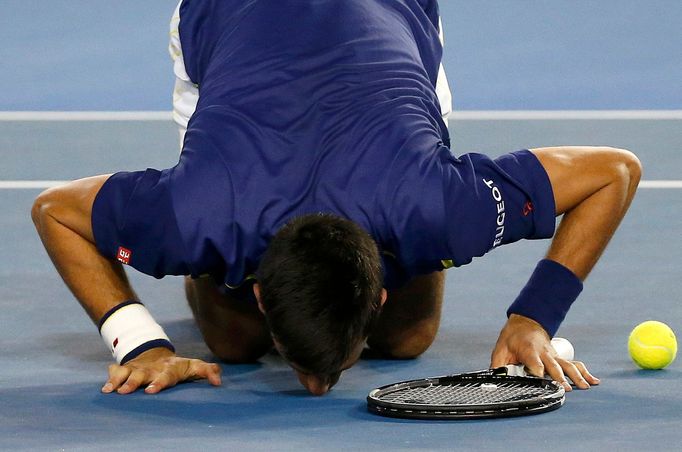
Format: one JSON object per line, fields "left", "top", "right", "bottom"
{"left": 2, "top": 1, "right": 681, "bottom": 450}
{"left": 2, "top": 116, "right": 680, "bottom": 450}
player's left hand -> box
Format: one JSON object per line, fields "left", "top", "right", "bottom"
{"left": 101, "top": 347, "right": 222, "bottom": 395}
{"left": 490, "top": 314, "right": 600, "bottom": 391}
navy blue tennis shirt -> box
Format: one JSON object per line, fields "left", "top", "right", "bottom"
{"left": 92, "top": 0, "right": 556, "bottom": 292}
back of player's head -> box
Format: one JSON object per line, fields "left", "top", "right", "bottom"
{"left": 256, "top": 213, "right": 383, "bottom": 375}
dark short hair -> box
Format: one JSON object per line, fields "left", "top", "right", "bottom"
{"left": 257, "top": 213, "right": 383, "bottom": 375}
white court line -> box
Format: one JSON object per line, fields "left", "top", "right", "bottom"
{"left": 448, "top": 110, "right": 682, "bottom": 120}
{"left": 2, "top": 110, "right": 682, "bottom": 121}
{"left": 0, "top": 111, "right": 172, "bottom": 121}
{"left": 0, "top": 181, "right": 69, "bottom": 189}
{"left": 1, "top": 180, "right": 680, "bottom": 189}
{"left": 639, "top": 180, "right": 682, "bottom": 189}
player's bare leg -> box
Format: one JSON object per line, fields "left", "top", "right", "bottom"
{"left": 367, "top": 271, "right": 445, "bottom": 358}
{"left": 185, "top": 276, "right": 272, "bottom": 363}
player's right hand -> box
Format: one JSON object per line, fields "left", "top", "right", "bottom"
{"left": 490, "top": 314, "right": 600, "bottom": 391}
{"left": 100, "top": 347, "right": 222, "bottom": 394}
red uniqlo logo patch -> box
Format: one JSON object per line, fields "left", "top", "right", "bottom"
{"left": 522, "top": 201, "right": 534, "bottom": 217}
{"left": 117, "top": 246, "right": 132, "bottom": 265}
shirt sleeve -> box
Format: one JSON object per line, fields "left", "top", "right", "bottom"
{"left": 91, "top": 169, "right": 191, "bottom": 278}
{"left": 442, "top": 150, "right": 556, "bottom": 267}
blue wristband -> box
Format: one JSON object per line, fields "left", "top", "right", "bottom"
{"left": 506, "top": 259, "right": 583, "bottom": 337}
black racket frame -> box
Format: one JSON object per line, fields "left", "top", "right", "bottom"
{"left": 367, "top": 367, "right": 565, "bottom": 420}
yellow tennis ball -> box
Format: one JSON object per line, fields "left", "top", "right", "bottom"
{"left": 628, "top": 321, "right": 677, "bottom": 370}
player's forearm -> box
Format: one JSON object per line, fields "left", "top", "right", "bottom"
{"left": 546, "top": 184, "right": 633, "bottom": 280}
{"left": 32, "top": 176, "right": 136, "bottom": 323}
{"left": 542, "top": 150, "right": 641, "bottom": 280}
{"left": 37, "top": 218, "right": 136, "bottom": 322}
{"left": 507, "top": 147, "right": 642, "bottom": 336}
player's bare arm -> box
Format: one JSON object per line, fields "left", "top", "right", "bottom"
{"left": 31, "top": 177, "right": 221, "bottom": 394}
{"left": 491, "top": 146, "right": 642, "bottom": 390}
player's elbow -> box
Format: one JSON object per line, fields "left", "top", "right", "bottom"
{"left": 31, "top": 185, "right": 69, "bottom": 236}
{"left": 626, "top": 151, "right": 642, "bottom": 186}
{"left": 31, "top": 188, "right": 54, "bottom": 233}
{"left": 609, "top": 147, "right": 642, "bottom": 190}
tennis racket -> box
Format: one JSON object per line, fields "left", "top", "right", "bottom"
{"left": 367, "top": 365, "right": 565, "bottom": 420}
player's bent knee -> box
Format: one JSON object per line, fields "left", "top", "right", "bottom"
{"left": 386, "top": 340, "right": 432, "bottom": 359}
{"left": 184, "top": 276, "right": 272, "bottom": 363}
{"left": 385, "top": 336, "right": 435, "bottom": 359}
{"left": 370, "top": 324, "right": 438, "bottom": 359}
{"left": 206, "top": 338, "right": 270, "bottom": 364}
{"left": 199, "top": 322, "right": 271, "bottom": 363}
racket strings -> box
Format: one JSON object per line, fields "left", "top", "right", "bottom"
{"left": 381, "top": 381, "right": 551, "bottom": 406}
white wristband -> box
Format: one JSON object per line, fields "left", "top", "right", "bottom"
{"left": 99, "top": 301, "right": 174, "bottom": 364}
